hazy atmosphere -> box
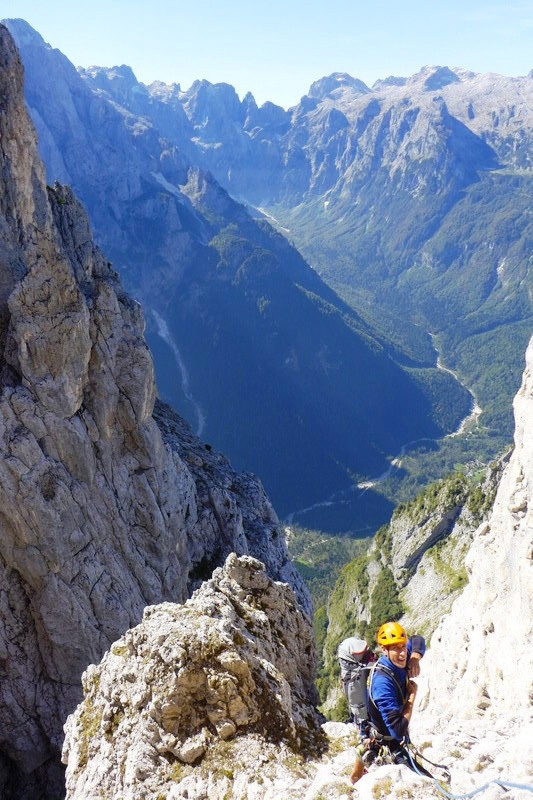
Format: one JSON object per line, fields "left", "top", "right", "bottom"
{"left": 3, "top": 0, "right": 533, "bottom": 106}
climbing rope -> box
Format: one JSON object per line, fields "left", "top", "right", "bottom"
{"left": 406, "top": 744, "right": 533, "bottom": 799}
{"left": 408, "top": 742, "right": 451, "bottom": 780}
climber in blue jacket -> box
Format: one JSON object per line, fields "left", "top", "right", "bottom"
{"left": 366, "top": 621, "right": 433, "bottom": 775}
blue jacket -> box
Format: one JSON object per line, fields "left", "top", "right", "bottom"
{"left": 368, "top": 636, "right": 425, "bottom": 742}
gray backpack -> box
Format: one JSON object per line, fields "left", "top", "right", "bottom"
{"left": 338, "top": 637, "right": 375, "bottom": 724}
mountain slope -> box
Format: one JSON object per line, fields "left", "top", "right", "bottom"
{"left": 60, "top": 338, "right": 533, "bottom": 799}
{"left": 4, "top": 20, "right": 471, "bottom": 522}
{"left": 121, "top": 64, "right": 533, "bottom": 453}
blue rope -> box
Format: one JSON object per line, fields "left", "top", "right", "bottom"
{"left": 406, "top": 746, "right": 533, "bottom": 799}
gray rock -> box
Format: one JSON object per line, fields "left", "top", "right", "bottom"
{"left": 62, "top": 554, "right": 324, "bottom": 800}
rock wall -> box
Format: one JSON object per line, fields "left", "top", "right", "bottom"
{"left": 0, "top": 25, "right": 308, "bottom": 800}
{"left": 410, "top": 337, "right": 533, "bottom": 793}
{"left": 419, "top": 337, "right": 533, "bottom": 718}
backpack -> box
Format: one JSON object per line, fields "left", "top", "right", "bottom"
{"left": 337, "top": 637, "right": 376, "bottom": 724}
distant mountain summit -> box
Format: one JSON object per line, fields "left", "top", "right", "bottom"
{"left": 307, "top": 72, "right": 371, "bottom": 100}
{"left": 410, "top": 64, "right": 462, "bottom": 90}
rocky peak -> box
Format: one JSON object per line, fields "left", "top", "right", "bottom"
{"left": 80, "top": 64, "right": 149, "bottom": 105}
{"left": 307, "top": 72, "right": 371, "bottom": 100}
{"left": 408, "top": 65, "right": 462, "bottom": 91}
{"left": 372, "top": 74, "right": 407, "bottom": 89}
{"left": 243, "top": 94, "right": 290, "bottom": 134}
{"left": 147, "top": 79, "right": 182, "bottom": 98}
{"left": 62, "top": 554, "right": 324, "bottom": 800}
{"left": 2, "top": 17, "right": 46, "bottom": 50}
{"left": 181, "top": 78, "right": 245, "bottom": 129}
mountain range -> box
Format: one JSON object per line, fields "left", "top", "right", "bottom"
{"left": 139, "top": 63, "right": 533, "bottom": 444}
{"left": 1, "top": 21, "right": 532, "bottom": 800}
{"left": 77, "top": 56, "right": 532, "bottom": 453}
{"left": 4, "top": 19, "right": 476, "bottom": 528}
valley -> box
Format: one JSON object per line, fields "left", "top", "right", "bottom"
{"left": 285, "top": 323, "right": 484, "bottom": 533}
{"left": 5, "top": 18, "right": 479, "bottom": 529}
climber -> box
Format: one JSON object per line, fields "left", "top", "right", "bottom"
{"left": 351, "top": 621, "right": 433, "bottom": 783}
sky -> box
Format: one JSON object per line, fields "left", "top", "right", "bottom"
{"left": 2, "top": 1, "right": 533, "bottom": 108}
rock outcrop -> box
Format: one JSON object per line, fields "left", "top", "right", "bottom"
{"left": 0, "top": 24, "right": 307, "bottom": 800}
{"left": 320, "top": 464, "right": 503, "bottom": 712}
{"left": 62, "top": 555, "right": 324, "bottom": 800}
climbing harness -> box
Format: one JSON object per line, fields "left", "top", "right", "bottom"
{"left": 405, "top": 742, "right": 533, "bottom": 799}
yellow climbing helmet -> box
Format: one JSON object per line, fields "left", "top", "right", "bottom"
{"left": 377, "top": 621, "right": 407, "bottom": 647}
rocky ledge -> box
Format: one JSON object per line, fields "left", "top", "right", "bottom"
{"left": 62, "top": 554, "right": 325, "bottom": 800}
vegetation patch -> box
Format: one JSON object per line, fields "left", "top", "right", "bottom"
{"left": 428, "top": 537, "right": 469, "bottom": 594}
{"left": 368, "top": 566, "right": 404, "bottom": 632}
{"left": 397, "top": 472, "right": 468, "bottom": 525}
{"left": 287, "top": 525, "right": 366, "bottom": 608}
{"left": 77, "top": 701, "right": 103, "bottom": 768}
{"left": 372, "top": 776, "right": 393, "bottom": 798}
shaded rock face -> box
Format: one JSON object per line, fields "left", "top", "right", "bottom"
{"left": 62, "top": 555, "right": 324, "bottom": 800}
{"left": 0, "top": 25, "right": 308, "bottom": 800}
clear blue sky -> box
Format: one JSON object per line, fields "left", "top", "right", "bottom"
{"left": 3, "top": 1, "right": 533, "bottom": 108}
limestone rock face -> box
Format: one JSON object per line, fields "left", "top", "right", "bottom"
{"left": 0, "top": 25, "right": 308, "bottom": 799}
{"left": 62, "top": 555, "right": 324, "bottom": 800}
{"left": 420, "top": 336, "right": 533, "bottom": 718}
{"left": 409, "top": 336, "right": 533, "bottom": 793}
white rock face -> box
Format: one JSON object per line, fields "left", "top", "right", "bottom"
{"left": 411, "top": 336, "right": 533, "bottom": 794}
{"left": 419, "top": 338, "right": 533, "bottom": 714}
